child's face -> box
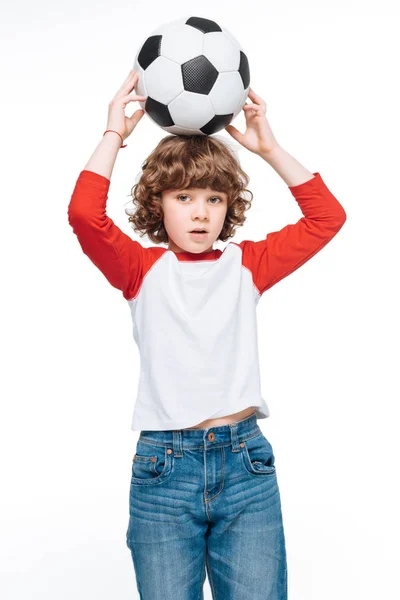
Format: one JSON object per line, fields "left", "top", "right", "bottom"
{"left": 161, "top": 186, "right": 228, "bottom": 254}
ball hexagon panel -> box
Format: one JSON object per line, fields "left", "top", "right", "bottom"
{"left": 145, "top": 56, "right": 183, "bottom": 105}
{"left": 203, "top": 32, "right": 241, "bottom": 72}
{"left": 219, "top": 25, "right": 241, "bottom": 51}
{"left": 209, "top": 72, "right": 245, "bottom": 114}
{"left": 159, "top": 23, "right": 204, "bottom": 65}
{"left": 164, "top": 124, "right": 205, "bottom": 136}
{"left": 168, "top": 91, "right": 215, "bottom": 129}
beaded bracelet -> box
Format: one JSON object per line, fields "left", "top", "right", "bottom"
{"left": 103, "top": 129, "right": 127, "bottom": 148}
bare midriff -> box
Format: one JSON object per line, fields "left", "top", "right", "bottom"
{"left": 183, "top": 406, "right": 256, "bottom": 429}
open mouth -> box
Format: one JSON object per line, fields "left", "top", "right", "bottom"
{"left": 189, "top": 230, "right": 208, "bottom": 237}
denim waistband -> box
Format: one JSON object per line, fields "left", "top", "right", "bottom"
{"left": 138, "top": 413, "right": 262, "bottom": 454}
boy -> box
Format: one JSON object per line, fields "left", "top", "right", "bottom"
{"left": 68, "top": 69, "right": 346, "bottom": 599}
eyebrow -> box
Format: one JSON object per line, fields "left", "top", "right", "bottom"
{"left": 178, "top": 190, "right": 227, "bottom": 196}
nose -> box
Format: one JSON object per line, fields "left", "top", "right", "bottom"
{"left": 191, "top": 201, "right": 210, "bottom": 220}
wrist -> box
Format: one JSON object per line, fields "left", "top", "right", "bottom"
{"left": 257, "top": 145, "right": 315, "bottom": 187}
{"left": 103, "top": 129, "right": 127, "bottom": 148}
{"left": 258, "top": 145, "right": 282, "bottom": 162}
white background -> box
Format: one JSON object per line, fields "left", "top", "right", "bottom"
{"left": 1, "top": 1, "right": 399, "bottom": 598}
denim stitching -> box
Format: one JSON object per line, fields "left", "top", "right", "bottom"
{"left": 241, "top": 438, "right": 276, "bottom": 478}
{"left": 138, "top": 428, "right": 262, "bottom": 450}
{"left": 205, "top": 445, "right": 225, "bottom": 503}
{"left": 131, "top": 447, "right": 174, "bottom": 486}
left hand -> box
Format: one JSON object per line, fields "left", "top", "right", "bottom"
{"left": 225, "top": 88, "right": 280, "bottom": 156}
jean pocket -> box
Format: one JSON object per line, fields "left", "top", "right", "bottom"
{"left": 131, "top": 440, "right": 173, "bottom": 486}
{"left": 241, "top": 432, "right": 276, "bottom": 477}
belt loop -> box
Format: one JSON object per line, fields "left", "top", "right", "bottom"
{"left": 229, "top": 422, "right": 240, "bottom": 452}
{"left": 172, "top": 430, "right": 183, "bottom": 457}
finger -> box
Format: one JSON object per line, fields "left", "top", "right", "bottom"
{"left": 225, "top": 124, "right": 243, "bottom": 144}
{"left": 119, "top": 93, "right": 146, "bottom": 107}
{"left": 128, "top": 108, "right": 145, "bottom": 128}
{"left": 118, "top": 70, "right": 135, "bottom": 91}
{"left": 249, "top": 87, "right": 262, "bottom": 100}
{"left": 243, "top": 103, "right": 266, "bottom": 116}
{"left": 248, "top": 88, "right": 267, "bottom": 109}
{"left": 243, "top": 103, "right": 262, "bottom": 112}
{"left": 114, "top": 71, "right": 139, "bottom": 99}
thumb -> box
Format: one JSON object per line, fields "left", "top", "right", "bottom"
{"left": 225, "top": 125, "right": 243, "bottom": 144}
{"left": 128, "top": 109, "right": 145, "bottom": 130}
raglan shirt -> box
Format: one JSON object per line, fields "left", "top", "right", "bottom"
{"left": 68, "top": 169, "right": 346, "bottom": 431}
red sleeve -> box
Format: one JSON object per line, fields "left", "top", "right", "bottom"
{"left": 67, "top": 169, "right": 143, "bottom": 300}
{"left": 238, "top": 172, "right": 347, "bottom": 296}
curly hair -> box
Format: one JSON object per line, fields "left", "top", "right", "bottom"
{"left": 124, "top": 134, "right": 253, "bottom": 244}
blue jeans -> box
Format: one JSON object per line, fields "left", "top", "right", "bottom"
{"left": 126, "top": 413, "right": 288, "bottom": 599}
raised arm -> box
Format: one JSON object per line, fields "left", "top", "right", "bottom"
{"left": 226, "top": 91, "right": 347, "bottom": 296}
{"left": 239, "top": 152, "right": 347, "bottom": 296}
{"left": 67, "top": 70, "right": 146, "bottom": 300}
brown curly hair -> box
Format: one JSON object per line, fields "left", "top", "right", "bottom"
{"left": 124, "top": 134, "right": 253, "bottom": 244}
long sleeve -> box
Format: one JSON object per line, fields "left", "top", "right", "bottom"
{"left": 238, "top": 172, "right": 347, "bottom": 296}
{"left": 67, "top": 169, "right": 143, "bottom": 300}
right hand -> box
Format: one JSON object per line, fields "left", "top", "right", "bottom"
{"left": 106, "top": 70, "right": 146, "bottom": 142}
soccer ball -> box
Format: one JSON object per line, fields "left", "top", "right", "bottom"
{"left": 132, "top": 15, "right": 250, "bottom": 136}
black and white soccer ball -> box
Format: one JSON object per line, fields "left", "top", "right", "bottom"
{"left": 133, "top": 15, "right": 250, "bottom": 136}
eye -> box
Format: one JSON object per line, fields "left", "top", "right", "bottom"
{"left": 177, "top": 195, "right": 223, "bottom": 204}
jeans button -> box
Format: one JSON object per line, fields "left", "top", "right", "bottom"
{"left": 208, "top": 432, "right": 215, "bottom": 442}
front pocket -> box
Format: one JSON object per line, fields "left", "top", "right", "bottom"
{"left": 133, "top": 454, "right": 161, "bottom": 477}
{"left": 241, "top": 432, "right": 276, "bottom": 477}
{"left": 131, "top": 442, "right": 173, "bottom": 486}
